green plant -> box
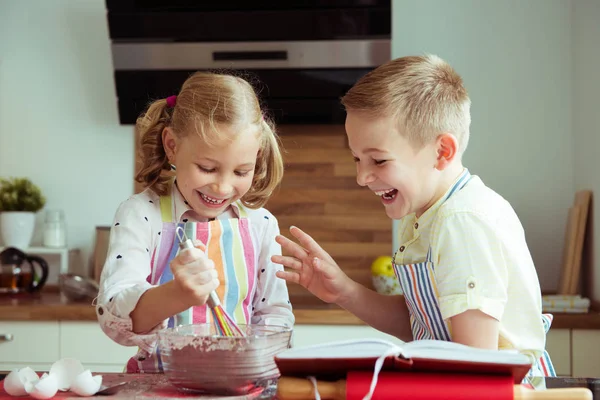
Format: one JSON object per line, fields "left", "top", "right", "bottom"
{"left": 0, "top": 177, "right": 46, "bottom": 212}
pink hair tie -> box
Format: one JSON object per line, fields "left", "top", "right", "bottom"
{"left": 166, "top": 95, "right": 177, "bottom": 108}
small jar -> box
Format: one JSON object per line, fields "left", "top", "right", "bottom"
{"left": 43, "top": 210, "right": 67, "bottom": 248}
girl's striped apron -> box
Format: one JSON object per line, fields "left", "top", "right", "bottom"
{"left": 125, "top": 194, "right": 258, "bottom": 373}
{"left": 392, "top": 171, "right": 555, "bottom": 384}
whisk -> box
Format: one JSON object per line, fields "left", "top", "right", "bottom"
{"left": 176, "top": 227, "right": 245, "bottom": 337}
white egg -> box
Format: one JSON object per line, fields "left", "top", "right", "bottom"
{"left": 70, "top": 370, "right": 103, "bottom": 397}
{"left": 24, "top": 373, "right": 58, "bottom": 400}
{"left": 4, "top": 367, "right": 39, "bottom": 396}
{"left": 49, "top": 358, "right": 85, "bottom": 391}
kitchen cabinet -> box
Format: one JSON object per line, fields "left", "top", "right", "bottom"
{"left": 60, "top": 322, "right": 138, "bottom": 372}
{"left": 546, "top": 328, "right": 571, "bottom": 376}
{"left": 571, "top": 330, "right": 600, "bottom": 377}
{"left": 0, "top": 321, "right": 136, "bottom": 372}
{"left": 0, "top": 322, "right": 60, "bottom": 371}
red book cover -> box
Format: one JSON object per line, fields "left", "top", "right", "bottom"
{"left": 275, "top": 338, "right": 532, "bottom": 384}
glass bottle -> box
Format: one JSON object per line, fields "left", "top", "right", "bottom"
{"left": 42, "top": 209, "right": 67, "bottom": 248}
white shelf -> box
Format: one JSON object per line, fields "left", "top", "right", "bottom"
{"left": 1, "top": 246, "right": 69, "bottom": 254}
{"left": 0, "top": 246, "right": 80, "bottom": 274}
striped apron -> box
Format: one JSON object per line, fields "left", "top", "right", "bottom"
{"left": 392, "top": 173, "right": 556, "bottom": 384}
{"left": 125, "top": 195, "right": 257, "bottom": 373}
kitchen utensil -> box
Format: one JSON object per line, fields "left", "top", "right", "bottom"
{"left": 175, "top": 226, "right": 244, "bottom": 337}
{"left": 157, "top": 323, "right": 292, "bottom": 396}
{"left": 0, "top": 247, "right": 49, "bottom": 294}
{"left": 59, "top": 273, "right": 99, "bottom": 302}
{"left": 277, "top": 374, "right": 593, "bottom": 400}
{"left": 96, "top": 381, "right": 131, "bottom": 396}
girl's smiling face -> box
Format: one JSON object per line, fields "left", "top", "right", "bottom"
{"left": 164, "top": 124, "right": 261, "bottom": 218}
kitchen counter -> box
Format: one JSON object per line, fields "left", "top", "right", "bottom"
{"left": 1, "top": 290, "right": 600, "bottom": 329}
{"left": 0, "top": 291, "right": 365, "bottom": 325}
{"left": 0, "top": 372, "right": 598, "bottom": 399}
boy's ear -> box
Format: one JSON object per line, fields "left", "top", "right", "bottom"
{"left": 434, "top": 133, "right": 459, "bottom": 170}
{"left": 162, "top": 127, "right": 178, "bottom": 161}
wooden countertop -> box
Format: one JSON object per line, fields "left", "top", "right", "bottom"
{"left": 2, "top": 291, "right": 600, "bottom": 329}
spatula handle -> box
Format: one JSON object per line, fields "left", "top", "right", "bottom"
{"left": 277, "top": 377, "right": 345, "bottom": 400}
{"left": 176, "top": 228, "right": 220, "bottom": 309}
{"left": 514, "top": 385, "right": 592, "bottom": 400}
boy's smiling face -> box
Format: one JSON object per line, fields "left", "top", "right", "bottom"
{"left": 345, "top": 112, "right": 445, "bottom": 219}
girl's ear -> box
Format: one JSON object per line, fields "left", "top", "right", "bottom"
{"left": 434, "top": 133, "right": 459, "bottom": 170}
{"left": 162, "top": 127, "right": 178, "bottom": 162}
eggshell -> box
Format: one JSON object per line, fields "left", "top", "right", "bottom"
{"left": 24, "top": 373, "right": 58, "bottom": 400}
{"left": 4, "top": 367, "right": 39, "bottom": 396}
{"left": 69, "top": 370, "right": 102, "bottom": 397}
{"left": 49, "top": 358, "right": 85, "bottom": 391}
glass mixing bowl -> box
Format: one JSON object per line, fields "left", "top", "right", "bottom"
{"left": 157, "top": 323, "right": 292, "bottom": 396}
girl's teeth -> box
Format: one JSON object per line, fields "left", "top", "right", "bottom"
{"left": 375, "top": 189, "right": 395, "bottom": 196}
{"left": 200, "top": 193, "right": 225, "bottom": 204}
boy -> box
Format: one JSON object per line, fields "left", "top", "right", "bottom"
{"left": 272, "top": 54, "right": 554, "bottom": 379}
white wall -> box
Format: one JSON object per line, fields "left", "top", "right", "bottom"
{"left": 572, "top": 0, "right": 600, "bottom": 300}
{"left": 0, "top": 1, "right": 133, "bottom": 277}
{"left": 391, "top": 0, "right": 573, "bottom": 291}
{"left": 0, "top": 1, "right": 593, "bottom": 295}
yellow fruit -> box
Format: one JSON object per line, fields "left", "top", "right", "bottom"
{"left": 371, "top": 256, "right": 395, "bottom": 277}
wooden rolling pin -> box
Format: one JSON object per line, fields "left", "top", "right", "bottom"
{"left": 277, "top": 376, "right": 593, "bottom": 400}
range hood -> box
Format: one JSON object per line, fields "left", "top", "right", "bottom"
{"left": 105, "top": 1, "right": 391, "bottom": 125}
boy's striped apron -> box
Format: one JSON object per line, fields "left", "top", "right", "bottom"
{"left": 125, "top": 194, "right": 258, "bottom": 373}
{"left": 392, "top": 171, "right": 555, "bottom": 384}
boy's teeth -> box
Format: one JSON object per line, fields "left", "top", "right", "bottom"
{"left": 200, "top": 193, "right": 225, "bottom": 204}
{"left": 375, "top": 189, "right": 395, "bottom": 196}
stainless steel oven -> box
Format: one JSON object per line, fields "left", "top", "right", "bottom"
{"left": 105, "top": 1, "right": 391, "bottom": 124}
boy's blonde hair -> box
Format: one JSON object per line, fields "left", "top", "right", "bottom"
{"left": 341, "top": 54, "right": 471, "bottom": 153}
{"left": 135, "top": 71, "right": 283, "bottom": 209}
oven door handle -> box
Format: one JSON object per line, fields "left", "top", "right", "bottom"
{"left": 212, "top": 50, "right": 288, "bottom": 61}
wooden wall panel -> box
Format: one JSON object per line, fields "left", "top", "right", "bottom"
{"left": 134, "top": 125, "right": 392, "bottom": 304}
{"left": 268, "top": 125, "right": 392, "bottom": 301}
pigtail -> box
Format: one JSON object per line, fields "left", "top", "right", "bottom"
{"left": 241, "top": 117, "right": 284, "bottom": 209}
{"left": 134, "top": 99, "right": 174, "bottom": 195}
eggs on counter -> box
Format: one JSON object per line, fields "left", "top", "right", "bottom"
{"left": 4, "top": 358, "right": 102, "bottom": 399}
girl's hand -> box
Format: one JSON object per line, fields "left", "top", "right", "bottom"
{"left": 169, "top": 240, "right": 219, "bottom": 307}
{"left": 272, "top": 226, "right": 354, "bottom": 304}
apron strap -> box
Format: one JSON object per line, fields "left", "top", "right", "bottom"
{"left": 441, "top": 169, "right": 472, "bottom": 203}
{"left": 231, "top": 200, "right": 248, "bottom": 218}
{"left": 159, "top": 194, "right": 174, "bottom": 223}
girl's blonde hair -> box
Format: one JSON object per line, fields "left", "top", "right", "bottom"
{"left": 341, "top": 54, "right": 471, "bottom": 153}
{"left": 134, "top": 71, "right": 284, "bottom": 209}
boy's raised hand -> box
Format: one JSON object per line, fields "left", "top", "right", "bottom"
{"left": 272, "top": 226, "right": 354, "bottom": 304}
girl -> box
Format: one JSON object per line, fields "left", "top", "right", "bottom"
{"left": 97, "top": 71, "right": 294, "bottom": 373}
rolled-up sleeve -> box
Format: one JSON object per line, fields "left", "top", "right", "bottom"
{"left": 96, "top": 197, "right": 167, "bottom": 353}
{"left": 432, "top": 211, "right": 509, "bottom": 322}
{"left": 250, "top": 211, "right": 295, "bottom": 328}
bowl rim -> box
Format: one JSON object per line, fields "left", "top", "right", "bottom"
{"left": 157, "top": 323, "right": 293, "bottom": 339}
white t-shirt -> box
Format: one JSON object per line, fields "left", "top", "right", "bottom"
{"left": 96, "top": 184, "right": 294, "bottom": 353}
{"left": 394, "top": 173, "right": 545, "bottom": 363}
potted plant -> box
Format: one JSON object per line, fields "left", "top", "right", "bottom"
{"left": 0, "top": 177, "right": 46, "bottom": 249}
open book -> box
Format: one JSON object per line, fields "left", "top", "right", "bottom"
{"left": 275, "top": 338, "right": 533, "bottom": 383}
